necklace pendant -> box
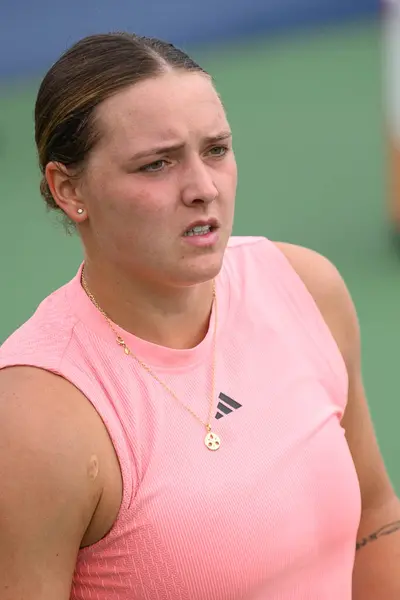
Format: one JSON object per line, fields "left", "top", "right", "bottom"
{"left": 205, "top": 430, "right": 221, "bottom": 451}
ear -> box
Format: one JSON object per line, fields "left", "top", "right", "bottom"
{"left": 45, "top": 162, "right": 87, "bottom": 223}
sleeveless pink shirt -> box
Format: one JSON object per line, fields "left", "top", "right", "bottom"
{"left": 0, "top": 237, "right": 361, "bottom": 599}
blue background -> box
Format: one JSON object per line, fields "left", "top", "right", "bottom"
{"left": 0, "top": 0, "right": 379, "bottom": 80}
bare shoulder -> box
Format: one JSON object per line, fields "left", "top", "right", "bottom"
{"left": 274, "top": 241, "right": 347, "bottom": 304}
{"left": 274, "top": 241, "right": 360, "bottom": 368}
{"left": 0, "top": 366, "right": 108, "bottom": 598}
{"left": 0, "top": 365, "right": 106, "bottom": 467}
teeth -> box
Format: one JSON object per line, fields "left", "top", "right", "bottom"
{"left": 184, "top": 225, "right": 211, "bottom": 236}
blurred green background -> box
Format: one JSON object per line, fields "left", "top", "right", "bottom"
{"left": 1, "top": 19, "right": 399, "bottom": 490}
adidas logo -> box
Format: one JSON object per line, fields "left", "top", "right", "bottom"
{"left": 215, "top": 392, "right": 242, "bottom": 420}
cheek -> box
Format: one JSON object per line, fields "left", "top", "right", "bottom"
{"left": 218, "top": 156, "right": 238, "bottom": 197}
{"left": 229, "top": 154, "right": 238, "bottom": 181}
{"left": 121, "top": 183, "right": 175, "bottom": 224}
{"left": 96, "top": 176, "right": 172, "bottom": 224}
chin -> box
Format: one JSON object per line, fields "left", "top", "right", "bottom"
{"left": 179, "top": 253, "right": 225, "bottom": 287}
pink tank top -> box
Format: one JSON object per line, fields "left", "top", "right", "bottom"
{"left": 0, "top": 237, "right": 361, "bottom": 599}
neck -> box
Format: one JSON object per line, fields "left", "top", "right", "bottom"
{"left": 81, "top": 258, "right": 215, "bottom": 349}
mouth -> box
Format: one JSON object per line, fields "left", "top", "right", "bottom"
{"left": 183, "top": 219, "right": 219, "bottom": 237}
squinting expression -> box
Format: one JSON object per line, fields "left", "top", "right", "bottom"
{"left": 80, "top": 71, "right": 237, "bottom": 287}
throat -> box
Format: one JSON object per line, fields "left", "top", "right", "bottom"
{"left": 81, "top": 264, "right": 215, "bottom": 350}
{"left": 120, "top": 282, "right": 214, "bottom": 349}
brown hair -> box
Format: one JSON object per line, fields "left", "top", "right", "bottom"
{"left": 34, "top": 32, "right": 207, "bottom": 229}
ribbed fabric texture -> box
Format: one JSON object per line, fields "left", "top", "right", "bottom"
{"left": 0, "top": 237, "right": 361, "bottom": 599}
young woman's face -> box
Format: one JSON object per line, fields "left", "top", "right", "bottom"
{"left": 77, "top": 71, "right": 237, "bottom": 287}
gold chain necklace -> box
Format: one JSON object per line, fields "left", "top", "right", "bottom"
{"left": 81, "top": 271, "right": 221, "bottom": 451}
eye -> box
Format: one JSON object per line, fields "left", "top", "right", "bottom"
{"left": 207, "top": 145, "right": 229, "bottom": 158}
{"left": 139, "top": 160, "right": 167, "bottom": 173}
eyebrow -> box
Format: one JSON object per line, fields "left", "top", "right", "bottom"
{"left": 129, "top": 131, "right": 232, "bottom": 162}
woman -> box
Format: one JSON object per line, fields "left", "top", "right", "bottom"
{"left": 0, "top": 32, "right": 399, "bottom": 600}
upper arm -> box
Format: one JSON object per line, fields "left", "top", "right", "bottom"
{"left": 275, "top": 242, "right": 396, "bottom": 511}
{"left": 0, "top": 366, "right": 103, "bottom": 600}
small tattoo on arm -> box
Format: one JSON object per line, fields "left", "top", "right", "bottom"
{"left": 356, "top": 520, "right": 400, "bottom": 551}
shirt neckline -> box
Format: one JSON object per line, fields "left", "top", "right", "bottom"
{"left": 66, "top": 263, "right": 228, "bottom": 370}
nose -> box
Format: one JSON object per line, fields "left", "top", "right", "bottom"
{"left": 180, "top": 158, "right": 218, "bottom": 207}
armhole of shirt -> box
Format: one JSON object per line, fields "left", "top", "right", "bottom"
{"left": 0, "top": 349, "right": 136, "bottom": 552}
{"left": 259, "top": 238, "right": 349, "bottom": 414}
{"left": 57, "top": 353, "right": 136, "bottom": 556}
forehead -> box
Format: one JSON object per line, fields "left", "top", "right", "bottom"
{"left": 95, "top": 72, "right": 228, "bottom": 147}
